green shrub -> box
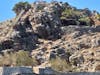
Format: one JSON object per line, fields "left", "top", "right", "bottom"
{"left": 36, "top": 4, "right": 45, "bottom": 11}
{"left": 12, "top": 1, "right": 31, "bottom": 15}
{"left": 79, "top": 17, "right": 91, "bottom": 25}
{"left": 95, "top": 14, "right": 100, "bottom": 20}
{"left": 61, "top": 9, "right": 82, "bottom": 20}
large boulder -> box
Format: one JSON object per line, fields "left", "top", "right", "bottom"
{"left": 28, "top": 2, "right": 63, "bottom": 40}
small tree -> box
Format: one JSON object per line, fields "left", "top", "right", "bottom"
{"left": 12, "top": 1, "right": 31, "bottom": 15}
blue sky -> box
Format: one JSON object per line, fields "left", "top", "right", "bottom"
{"left": 0, "top": 0, "right": 100, "bottom": 22}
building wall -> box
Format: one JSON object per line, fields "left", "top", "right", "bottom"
{"left": 0, "top": 67, "right": 34, "bottom": 75}
{"left": 59, "top": 72, "right": 100, "bottom": 75}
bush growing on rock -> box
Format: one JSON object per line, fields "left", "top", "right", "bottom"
{"left": 61, "top": 9, "right": 81, "bottom": 20}
{"left": 79, "top": 17, "right": 91, "bottom": 25}
{"left": 12, "top": 1, "right": 31, "bottom": 15}
{"left": 94, "top": 14, "right": 100, "bottom": 20}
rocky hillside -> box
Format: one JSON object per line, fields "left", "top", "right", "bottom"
{"left": 0, "top": 1, "right": 100, "bottom": 72}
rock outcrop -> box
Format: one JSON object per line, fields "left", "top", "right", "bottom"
{"left": 0, "top": 1, "right": 100, "bottom": 73}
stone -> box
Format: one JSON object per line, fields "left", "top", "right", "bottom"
{"left": 56, "top": 48, "right": 65, "bottom": 55}
{"left": 77, "top": 43, "right": 90, "bottom": 50}
{"left": 71, "top": 31, "right": 82, "bottom": 38}
{"left": 50, "top": 52, "right": 56, "bottom": 59}
{"left": 69, "top": 52, "right": 84, "bottom": 66}
{"left": 91, "top": 38, "right": 100, "bottom": 48}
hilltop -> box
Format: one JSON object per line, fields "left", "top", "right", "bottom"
{"left": 0, "top": 1, "right": 100, "bottom": 73}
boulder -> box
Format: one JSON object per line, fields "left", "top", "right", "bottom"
{"left": 50, "top": 52, "right": 56, "bottom": 59}
{"left": 69, "top": 53, "right": 84, "bottom": 66}
{"left": 91, "top": 38, "right": 100, "bottom": 48}
{"left": 56, "top": 48, "right": 65, "bottom": 55}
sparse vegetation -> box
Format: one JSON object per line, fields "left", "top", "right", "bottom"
{"left": 0, "top": 1, "right": 100, "bottom": 73}
{"left": 0, "top": 50, "right": 38, "bottom": 66}
{"left": 95, "top": 14, "right": 100, "bottom": 20}
{"left": 12, "top": 1, "right": 31, "bottom": 15}
{"left": 15, "top": 50, "right": 37, "bottom": 66}
{"left": 61, "top": 8, "right": 82, "bottom": 20}
{"left": 79, "top": 17, "right": 91, "bottom": 25}
{"left": 50, "top": 57, "right": 72, "bottom": 72}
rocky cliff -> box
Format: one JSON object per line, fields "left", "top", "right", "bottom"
{"left": 0, "top": 1, "right": 100, "bottom": 73}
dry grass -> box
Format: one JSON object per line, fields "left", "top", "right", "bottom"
{"left": 50, "top": 57, "right": 73, "bottom": 72}
{"left": 0, "top": 50, "right": 38, "bottom": 66}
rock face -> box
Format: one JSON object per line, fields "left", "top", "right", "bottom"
{"left": 0, "top": 2, "right": 63, "bottom": 51}
{"left": 0, "top": 1, "right": 100, "bottom": 73}
{"left": 28, "top": 2, "right": 62, "bottom": 40}
{"left": 31, "top": 25, "right": 100, "bottom": 72}
{"left": 0, "top": 18, "right": 37, "bottom": 51}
